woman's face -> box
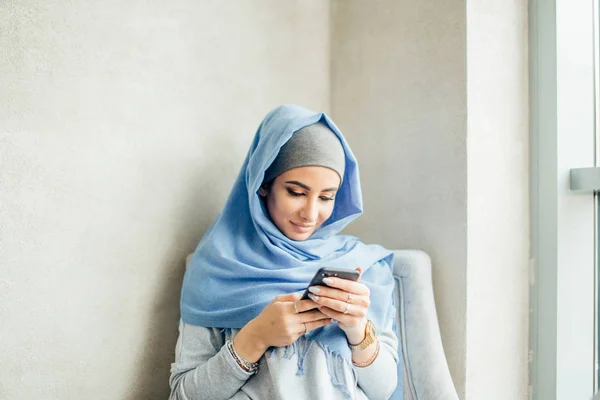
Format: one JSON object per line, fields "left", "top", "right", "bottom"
{"left": 259, "top": 166, "right": 341, "bottom": 241}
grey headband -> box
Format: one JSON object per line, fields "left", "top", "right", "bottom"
{"left": 263, "top": 122, "right": 346, "bottom": 184}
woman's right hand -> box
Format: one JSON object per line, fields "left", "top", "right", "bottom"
{"left": 233, "top": 293, "right": 333, "bottom": 362}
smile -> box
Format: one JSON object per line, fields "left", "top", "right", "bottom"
{"left": 291, "top": 221, "right": 316, "bottom": 232}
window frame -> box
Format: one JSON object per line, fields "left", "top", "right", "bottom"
{"left": 529, "top": 0, "right": 596, "bottom": 398}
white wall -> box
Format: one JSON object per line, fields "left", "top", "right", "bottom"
{"left": 332, "top": 1, "right": 529, "bottom": 399}
{"left": 465, "top": 1, "right": 529, "bottom": 399}
{"left": 0, "top": 1, "right": 330, "bottom": 398}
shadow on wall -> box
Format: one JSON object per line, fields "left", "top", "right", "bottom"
{"left": 124, "top": 168, "right": 222, "bottom": 400}
{"left": 127, "top": 253, "right": 185, "bottom": 400}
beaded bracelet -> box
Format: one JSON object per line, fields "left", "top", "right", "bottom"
{"left": 226, "top": 339, "right": 259, "bottom": 374}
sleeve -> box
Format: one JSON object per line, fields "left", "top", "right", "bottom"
{"left": 355, "top": 314, "right": 399, "bottom": 400}
{"left": 169, "top": 321, "right": 254, "bottom": 400}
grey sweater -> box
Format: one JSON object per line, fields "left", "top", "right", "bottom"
{"left": 169, "top": 319, "right": 398, "bottom": 400}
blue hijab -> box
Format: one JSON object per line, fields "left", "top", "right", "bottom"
{"left": 181, "top": 104, "right": 396, "bottom": 394}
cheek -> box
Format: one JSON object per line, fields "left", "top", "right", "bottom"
{"left": 319, "top": 202, "right": 335, "bottom": 222}
{"left": 267, "top": 194, "right": 297, "bottom": 220}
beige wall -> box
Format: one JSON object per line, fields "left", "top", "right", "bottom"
{"left": 1, "top": 1, "right": 529, "bottom": 399}
{"left": 332, "top": 1, "right": 529, "bottom": 399}
{"left": 0, "top": 1, "right": 330, "bottom": 398}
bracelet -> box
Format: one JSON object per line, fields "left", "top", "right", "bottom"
{"left": 352, "top": 338, "right": 380, "bottom": 368}
{"left": 226, "top": 339, "right": 259, "bottom": 374}
{"left": 348, "top": 320, "right": 376, "bottom": 351}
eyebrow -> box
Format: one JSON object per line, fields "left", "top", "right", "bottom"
{"left": 285, "top": 180, "right": 338, "bottom": 193}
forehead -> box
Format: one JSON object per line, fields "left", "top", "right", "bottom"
{"left": 276, "top": 166, "right": 341, "bottom": 188}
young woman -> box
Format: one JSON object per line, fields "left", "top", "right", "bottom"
{"left": 169, "top": 105, "right": 399, "bottom": 400}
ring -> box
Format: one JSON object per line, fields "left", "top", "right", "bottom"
{"left": 346, "top": 293, "right": 353, "bottom": 303}
{"left": 344, "top": 303, "right": 351, "bottom": 314}
{"left": 304, "top": 323, "right": 308, "bottom": 333}
{"left": 293, "top": 300, "right": 299, "bottom": 314}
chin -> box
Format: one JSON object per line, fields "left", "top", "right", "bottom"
{"left": 286, "top": 230, "right": 314, "bottom": 241}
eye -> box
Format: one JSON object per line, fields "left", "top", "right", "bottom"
{"left": 287, "top": 189, "right": 305, "bottom": 197}
{"left": 320, "top": 196, "right": 335, "bottom": 202}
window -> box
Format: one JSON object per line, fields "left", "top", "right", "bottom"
{"left": 530, "top": 0, "right": 596, "bottom": 398}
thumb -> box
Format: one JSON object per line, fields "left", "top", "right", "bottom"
{"left": 355, "top": 267, "right": 362, "bottom": 282}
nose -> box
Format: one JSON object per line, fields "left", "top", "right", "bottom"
{"left": 300, "top": 198, "right": 319, "bottom": 223}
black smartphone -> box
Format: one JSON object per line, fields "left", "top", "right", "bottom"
{"left": 300, "top": 267, "right": 361, "bottom": 300}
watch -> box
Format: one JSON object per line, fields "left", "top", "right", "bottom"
{"left": 348, "top": 320, "right": 377, "bottom": 351}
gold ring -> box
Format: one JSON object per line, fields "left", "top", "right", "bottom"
{"left": 344, "top": 303, "right": 351, "bottom": 314}
{"left": 293, "top": 300, "right": 299, "bottom": 314}
{"left": 304, "top": 323, "right": 308, "bottom": 333}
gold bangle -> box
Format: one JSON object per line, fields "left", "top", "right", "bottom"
{"left": 352, "top": 338, "right": 380, "bottom": 368}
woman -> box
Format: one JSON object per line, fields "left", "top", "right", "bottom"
{"left": 169, "top": 105, "right": 400, "bottom": 400}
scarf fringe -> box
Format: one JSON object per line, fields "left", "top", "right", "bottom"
{"left": 267, "top": 336, "right": 354, "bottom": 400}
{"left": 317, "top": 341, "right": 354, "bottom": 400}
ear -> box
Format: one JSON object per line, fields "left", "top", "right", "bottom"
{"left": 258, "top": 186, "right": 268, "bottom": 196}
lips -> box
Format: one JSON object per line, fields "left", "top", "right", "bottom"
{"left": 290, "top": 221, "right": 316, "bottom": 233}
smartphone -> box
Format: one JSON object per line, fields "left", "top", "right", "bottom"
{"left": 300, "top": 267, "right": 360, "bottom": 300}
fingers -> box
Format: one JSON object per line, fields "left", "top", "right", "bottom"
{"left": 318, "top": 305, "right": 364, "bottom": 326}
{"left": 305, "top": 277, "right": 371, "bottom": 321}
{"left": 309, "top": 294, "right": 368, "bottom": 318}
{"left": 297, "top": 309, "right": 330, "bottom": 323}
{"left": 307, "top": 286, "right": 370, "bottom": 308}
{"left": 275, "top": 292, "right": 301, "bottom": 303}
{"left": 320, "top": 277, "right": 370, "bottom": 296}
{"left": 291, "top": 298, "right": 320, "bottom": 313}
{"left": 302, "top": 318, "right": 334, "bottom": 333}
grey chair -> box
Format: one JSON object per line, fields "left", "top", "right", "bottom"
{"left": 391, "top": 250, "right": 458, "bottom": 400}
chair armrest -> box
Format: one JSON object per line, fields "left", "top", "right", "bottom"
{"left": 394, "top": 250, "right": 458, "bottom": 400}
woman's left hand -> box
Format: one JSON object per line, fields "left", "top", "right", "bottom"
{"left": 306, "top": 276, "right": 370, "bottom": 345}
